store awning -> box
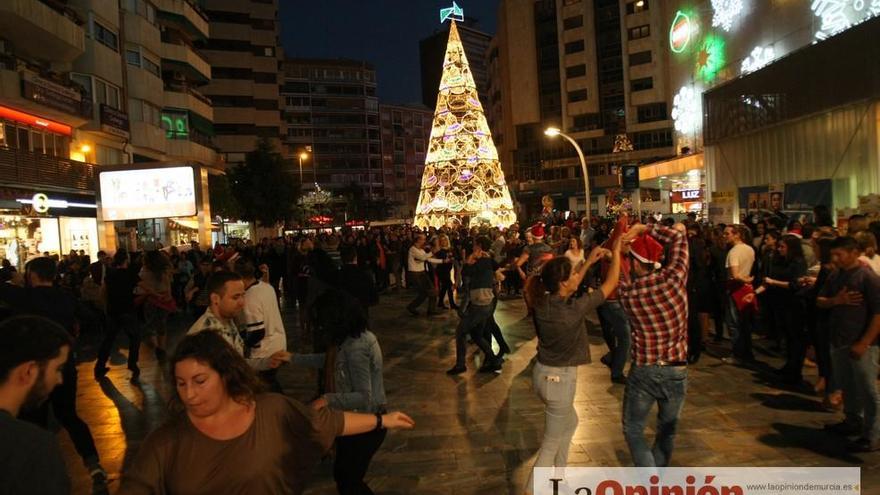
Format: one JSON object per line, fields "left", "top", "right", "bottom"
{"left": 639, "top": 153, "right": 704, "bottom": 182}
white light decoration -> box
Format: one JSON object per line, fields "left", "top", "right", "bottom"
{"left": 812, "top": 0, "right": 880, "bottom": 40}
{"left": 711, "top": 0, "right": 745, "bottom": 32}
{"left": 671, "top": 85, "right": 702, "bottom": 135}
{"left": 740, "top": 45, "right": 776, "bottom": 74}
{"left": 413, "top": 21, "right": 516, "bottom": 229}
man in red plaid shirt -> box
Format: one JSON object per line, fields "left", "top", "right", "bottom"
{"left": 618, "top": 220, "right": 689, "bottom": 467}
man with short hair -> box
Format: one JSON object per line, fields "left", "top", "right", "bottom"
{"left": 339, "top": 245, "right": 379, "bottom": 315}
{"left": 723, "top": 225, "right": 757, "bottom": 365}
{"left": 0, "top": 315, "right": 73, "bottom": 495}
{"left": 0, "top": 257, "right": 108, "bottom": 492}
{"left": 95, "top": 250, "right": 142, "bottom": 382}
{"left": 406, "top": 234, "right": 446, "bottom": 316}
{"left": 187, "top": 271, "right": 290, "bottom": 370}
{"left": 818, "top": 236, "right": 880, "bottom": 452}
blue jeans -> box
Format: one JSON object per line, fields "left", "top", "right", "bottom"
{"left": 598, "top": 301, "right": 631, "bottom": 378}
{"left": 622, "top": 365, "right": 688, "bottom": 467}
{"left": 527, "top": 362, "right": 578, "bottom": 490}
{"left": 831, "top": 344, "right": 880, "bottom": 442}
{"left": 726, "top": 294, "right": 754, "bottom": 361}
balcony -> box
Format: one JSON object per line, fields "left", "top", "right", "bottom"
{"left": 164, "top": 82, "right": 213, "bottom": 120}
{"left": 0, "top": 0, "right": 85, "bottom": 63}
{"left": 0, "top": 64, "right": 92, "bottom": 125}
{"left": 0, "top": 147, "right": 95, "bottom": 191}
{"left": 161, "top": 32, "right": 211, "bottom": 83}
{"left": 154, "top": 0, "right": 210, "bottom": 41}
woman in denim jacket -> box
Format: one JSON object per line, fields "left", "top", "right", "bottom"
{"left": 294, "top": 289, "right": 387, "bottom": 495}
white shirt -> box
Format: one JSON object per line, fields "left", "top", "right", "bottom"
{"left": 564, "top": 248, "right": 585, "bottom": 265}
{"left": 238, "top": 280, "right": 287, "bottom": 359}
{"left": 407, "top": 245, "right": 442, "bottom": 272}
{"left": 726, "top": 242, "right": 755, "bottom": 280}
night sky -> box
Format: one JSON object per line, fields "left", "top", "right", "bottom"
{"left": 279, "top": 0, "right": 500, "bottom": 104}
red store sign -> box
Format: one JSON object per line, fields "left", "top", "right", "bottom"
{"left": 671, "top": 189, "right": 703, "bottom": 203}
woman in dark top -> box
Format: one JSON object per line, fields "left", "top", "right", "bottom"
{"left": 801, "top": 237, "right": 841, "bottom": 407}
{"left": 707, "top": 227, "right": 729, "bottom": 341}
{"left": 760, "top": 234, "right": 808, "bottom": 384}
{"left": 523, "top": 235, "right": 621, "bottom": 491}
{"left": 756, "top": 230, "right": 781, "bottom": 347}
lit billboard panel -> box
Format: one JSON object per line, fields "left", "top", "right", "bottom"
{"left": 99, "top": 166, "right": 196, "bottom": 221}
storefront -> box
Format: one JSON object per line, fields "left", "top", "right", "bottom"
{"left": 0, "top": 187, "right": 98, "bottom": 268}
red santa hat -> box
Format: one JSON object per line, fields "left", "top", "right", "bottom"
{"left": 630, "top": 233, "right": 663, "bottom": 270}
{"left": 530, "top": 223, "right": 545, "bottom": 239}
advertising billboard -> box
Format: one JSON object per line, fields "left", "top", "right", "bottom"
{"left": 99, "top": 166, "right": 196, "bottom": 221}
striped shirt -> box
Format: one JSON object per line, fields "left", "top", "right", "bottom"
{"left": 619, "top": 225, "right": 689, "bottom": 366}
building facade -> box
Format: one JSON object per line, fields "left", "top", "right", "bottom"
{"left": 379, "top": 103, "right": 433, "bottom": 219}
{"left": 201, "top": 0, "right": 284, "bottom": 167}
{"left": 0, "top": 0, "right": 219, "bottom": 261}
{"left": 281, "top": 58, "right": 381, "bottom": 199}
{"left": 420, "top": 20, "right": 492, "bottom": 110}
{"left": 490, "top": 0, "right": 678, "bottom": 219}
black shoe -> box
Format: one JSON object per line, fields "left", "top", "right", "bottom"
{"left": 825, "top": 420, "right": 862, "bottom": 436}
{"left": 407, "top": 307, "right": 419, "bottom": 316}
{"left": 611, "top": 375, "right": 627, "bottom": 385}
{"left": 478, "top": 359, "right": 503, "bottom": 374}
{"left": 600, "top": 353, "right": 612, "bottom": 369}
{"left": 129, "top": 367, "right": 141, "bottom": 383}
{"left": 90, "top": 467, "right": 109, "bottom": 495}
{"left": 93, "top": 365, "right": 110, "bottom": 380}
{"left": 446, "top": 365, "right": 467, "bottom": 375}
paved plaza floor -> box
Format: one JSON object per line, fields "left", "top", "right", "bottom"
{"left": 59, "top": 289, "right": 880, "bottom": 494}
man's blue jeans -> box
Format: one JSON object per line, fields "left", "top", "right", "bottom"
{"left": 726, "top": 294, "right": 754, "bottom": 361}
{"left": 598, "top": 301, "right": 631, "bottom": 379}
{"left": 622, "top": 364, "right": 688, "bottom": 467}
{"left": 831, "top": 344, "right": 880, "bottom": 442}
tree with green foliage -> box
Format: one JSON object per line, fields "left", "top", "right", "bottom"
{"left": 208, "top": 173, "right": 241, "bottom": 220}
{"left": 227, "top": 138, "right": 298, "bottom": 227}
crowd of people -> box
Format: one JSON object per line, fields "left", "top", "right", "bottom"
{"left": 1, "top": 203, "right": 880, "bottom": 494}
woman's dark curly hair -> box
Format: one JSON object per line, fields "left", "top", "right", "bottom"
{"left": 168, "top": 331, "right": 265, "bottom": 413}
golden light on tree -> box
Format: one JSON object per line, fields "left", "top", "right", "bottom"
{"left": 413, "top": 21, "right": 516, "bottom": 229}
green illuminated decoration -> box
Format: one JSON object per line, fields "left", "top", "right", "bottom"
{"left": 161, "top": 112, "right": 189, "bottom": 139}
{"left": 669, "top": 10, "right": 695, "bottom": 54}
{"left": 440, "top": 1, "right": 464, "bottom": 23}
{"left": 695, "top": 34, "right": 726, "bottom": 83}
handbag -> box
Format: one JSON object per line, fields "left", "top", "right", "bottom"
{"left": 731, "top": 283, "right": 758, "bottom": 314}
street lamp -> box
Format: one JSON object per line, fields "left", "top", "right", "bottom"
{"left": 298, "top": 152, "right": 309, "bottom": 185}
{"left": 544, "top": 127, "right": 590, "bottom": 213}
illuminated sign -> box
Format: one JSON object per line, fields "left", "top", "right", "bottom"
{"left": 741, "top": 45, "right": 776, "bottom": 74}
{"left": 98, "top": 166, "right": 196, "bottom": 221}
{"left": 32, "top": 193, "right": 49, "bottom": 213}
{"left": 0, "top": 105, "right": 72, "bottom": 136}
{"left": 669, "top": 11, "right": 695, "bottom": 53}
{"left": 440, "top": 1, "right": 464, "bottom": 23}
{"left": 711, "top": 0, "right": 744, "bottom": 32}
{"left": 161, "top": 111, "right": 189, "bottom": 139}
{"left": 812, "top": 0, "right": 880, "bottom": 41}
{"left": 16, "top": 193, "right": 97, "bottom": 212}
{"left": 695, "top": 34, "right": 726, "bottom": 82}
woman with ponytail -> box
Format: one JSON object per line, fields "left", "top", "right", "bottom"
{"left": 526, "top": 226, "right": 623, "bottom": 493}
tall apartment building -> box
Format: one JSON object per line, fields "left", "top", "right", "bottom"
{"left": 200, "top": 0, "right": 284, "bottom": 167}
{"left": 379, "top": 103, "right": 433, "bottom": 219}
{"left": 0, "top": 0, "right": 218, "bottom": 260}
{"left": 281, "top": 58, "right": 382, "bottom": 200}
{"left": 420, "top": 20, "right": 492, "bottom": 110}
{"left": 491, "top": 0, "right": 676, "bottom": 217}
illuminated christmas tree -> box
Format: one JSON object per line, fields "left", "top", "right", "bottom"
{"left": 413, "top": 20, "right": 516, "bottom": 229}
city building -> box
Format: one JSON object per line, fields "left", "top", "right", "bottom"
{"left": 281, "top": 58, "right": 382, "bottom": 212}
{"left": 0, "top": 0, "right": 220, "bottom": 261}
{"left": 653, "top": 1, "right": 880, "bottom": 224}
{"left": 491, "top": 0, "right": 679, "bottom": 219}
{"left": 200, "top": 0, "right": 285, "bottom": 168}
{"left": 379, "top": 103, "right": 433, "bottom": 219}
{"left": 420, "top": 19, "right": 492, "bottom": 110}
